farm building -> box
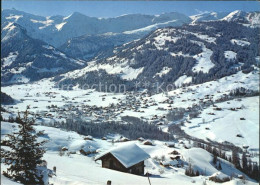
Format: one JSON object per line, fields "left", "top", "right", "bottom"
{"left": 95, "top": 143, "right": 150, "bottom": 175}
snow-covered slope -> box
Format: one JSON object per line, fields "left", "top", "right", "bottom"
{"left": 182, "top": 97, "right": 259, "bottom": 149}
{"left": 1, "top": 121, "right": 258, "bottom": 185}
{"left": 221, "top": 10, "right": 260, "bottom": 27}
{"left": 190, "top": 10, "right": 260, "bottom": 28}
{"left": 221, "top": 10, "right": 248, "bottom": 22}
{"left": 190, "top": 12, "right": 229, "bottom": 24}
{"left": 1, "top": 23, "right": 84, "bottom": 85}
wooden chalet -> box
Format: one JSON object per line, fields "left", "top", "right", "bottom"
{"left": 95, "top": 143, "right": 150, "bottom": 175}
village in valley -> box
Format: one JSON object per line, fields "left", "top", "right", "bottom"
{"left": 1, "top": 67, "right": 259, "bottom": 185}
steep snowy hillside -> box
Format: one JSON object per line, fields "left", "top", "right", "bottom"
{"left": 1, "top": 23, "right": 84, "bottom": 85}
{"left": 182, "top": 97, "right": 259, "bottom": 149}
{"left": 221, "top": 10, "right": 248, "bottom": 22}
{"left": 55, "top": 20, "right": 259, "bottom": 92}
{"left": 1, "top": 121, "right": 258, "bottom": 185}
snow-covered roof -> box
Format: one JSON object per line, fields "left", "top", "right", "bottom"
{"left": 95, "top": 143, "right": 150, "bottom": 168}
{"left": 161, "top": 160, "right": 179, "bottom": 166}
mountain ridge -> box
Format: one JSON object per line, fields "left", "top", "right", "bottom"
{"left": 1, "top": 9, "right": 191, "bottom": 47}
{"left": 1, "top": 22, "right": 84, "bottom": 85}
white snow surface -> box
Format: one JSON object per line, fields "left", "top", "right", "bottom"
{"left": 190, "top": 32, "right": 216, "bottom": 43}
{"left": 1, "top": 175, "right": 22, "bottom": 185}
{"left": 174, "top": 75, "right": 192, "bottom": 87}
{"left": 182, "top": 96, "right": 259, "bottom": 149}
{"left": 5, "top": 14, "right": 23, "bottom": 21}
{"left": 191, "top": 41, "right": 214, "bottom": 73}
{"left": 246, "top": 12, "right": 260, "bottom": 27}
{"left": 123, "top": 20, "right": 177, "bottom": 34}
{"left": 221, "top": 10, "right": 242, "bottom": 22}
{"left": 2, "top": 22, "right": 16, "bottom": 31}
{"left": 42, "top": 45, "right": 55, "bottom": 50}
{"left": 1, "top": 51, "right": 18, "bottom": 67}
{"left": 224, "top": 51, "right": 237, "bottom": 60}
{"left": 55, "top": 22, "right": 67, "bottom": 31}
{"left": 62, "top": 60, "right": 143, "bottom": 80}
{"left": 231, "top": 39, "right": 250, "bottom": 46}
{"left": 155, "top": 67, "right": 172, "bottom": 77}
{"left": 30, "top": 18, "right": 54, "bottom": 29}
{"left": 153, "top": 31, "right": 179, "bottom": 50}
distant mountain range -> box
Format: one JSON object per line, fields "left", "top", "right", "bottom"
{"left": 1, "top": 9, "right": 191, "bottom": 47}
{"left": 1, "top": 9, "right": 260, "bottom": 85}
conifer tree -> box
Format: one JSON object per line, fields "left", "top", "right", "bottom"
{"left": 248, "top": 159, "right": 252, "bottom": 174}
{"left": 212, "top": 147, "right": 218, "bottom": 165}
{"left": 251, "top": 163, "right": 259, "bottom": 181}
{"left": 1, "top": 109, "right": 47, "bottom": 184}
{"left": 232, "top": 149, "right": 241, "bottom": 169}
{"left": 242, "top": 152, "right": 248, "bottom": 172}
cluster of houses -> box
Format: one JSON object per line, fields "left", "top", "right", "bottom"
{"left": 13, "top": 85, "right": 233, "bottom": 126}
{"left": 9, "top": 83, "right": 246, "bottom": 131}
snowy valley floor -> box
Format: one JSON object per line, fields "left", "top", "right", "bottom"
{"left": 1, "top": 69, "right": 259, "bottom": 185}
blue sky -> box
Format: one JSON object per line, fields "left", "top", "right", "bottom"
{"left": 2, "top": 1, "right": 260, "bottom": 17}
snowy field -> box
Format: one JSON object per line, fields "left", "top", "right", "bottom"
{"left": 1, "top": 68, "right": 259, "bottom": 147}
{"left": 182, "top": 97, "right": 259, "bottom": 150}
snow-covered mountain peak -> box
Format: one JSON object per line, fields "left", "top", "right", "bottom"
{"left": 221, "top": 10, "right": 247, "bottom": 22}
{"left": 190, "top": 11, "right": 229, "bottom": 24}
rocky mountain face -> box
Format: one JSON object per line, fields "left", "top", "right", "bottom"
{"left": 1, "top": 23, "right": 84, "bottom": 85}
